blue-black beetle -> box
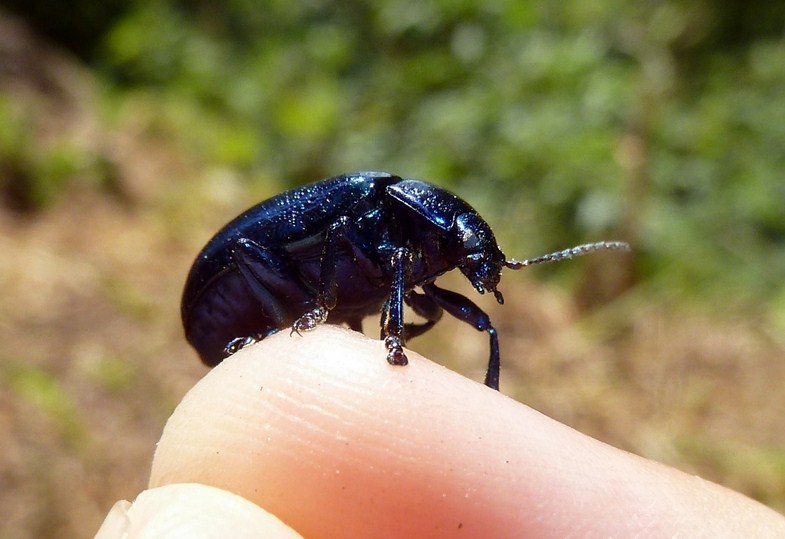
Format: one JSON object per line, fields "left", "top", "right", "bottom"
{"left": 182, "top": 171, "right": 628, "bottom": 390}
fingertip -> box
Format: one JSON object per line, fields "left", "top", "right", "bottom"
{"left": 151, "top": 326, "right": 521, "bottom": 537}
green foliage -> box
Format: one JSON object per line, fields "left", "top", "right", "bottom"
{"left": 0, "top": 95, "right": 97, "bottom": 212}
{"left": 7, "top": 0, "right": 785, "bottom": 307}
{"left": 2, "top": 362, "right": 87, "bottom": 446}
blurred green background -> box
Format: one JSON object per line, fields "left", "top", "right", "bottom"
{"left": 1, "top": 1, "right": 784, "bottom": 536}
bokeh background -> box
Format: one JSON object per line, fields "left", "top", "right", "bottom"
{"left": 1, "top": 1, "right": 784, "bottom": 536}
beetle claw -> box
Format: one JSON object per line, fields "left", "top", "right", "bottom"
{"left": 384, "top": 335, "right": 408, "bottom": 365}
{"left": 292, "top": 306, "right": 329, "bottom": 335}
{"left": 224, "top": 335, "right": 258, "bottom": 356}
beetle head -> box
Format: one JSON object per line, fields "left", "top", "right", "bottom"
{"left": 453, "top": 212, "right": 506, "bottom": 304}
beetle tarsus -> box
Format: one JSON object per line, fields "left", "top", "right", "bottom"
{"left": 483, "top": 327, "right": 500, "bottom": 390}
{"left": 384, "top": 335, "right": 408, "bottom": 365}
{"left": 292, "top": 306, "right": 329, "bottom": 335}
{"left": 224, "top": 335, "right": 258, "bottom": 356}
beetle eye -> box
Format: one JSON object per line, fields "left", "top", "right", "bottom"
{"left": 455, "top": 212, "right": 492, "bottom": 255}
{"left": 461, "top": 228, "right": 481, "bottom": 251}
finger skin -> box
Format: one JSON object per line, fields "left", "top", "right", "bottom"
{"left": 151, "top": 325, "right": 785, "bottom": 538}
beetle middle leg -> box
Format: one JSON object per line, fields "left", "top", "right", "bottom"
{"left": 291, "top": 217, "right": 349, "bottom": 333}
{"left": 292, "top": 215, "right": 379, "bottom": 334}
{"left": 422, "top": 282, "right": 501, "bottom": 390}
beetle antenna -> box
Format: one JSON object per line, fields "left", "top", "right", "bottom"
{"left": 505, "top": 241, "right": 630, "bottom": 269}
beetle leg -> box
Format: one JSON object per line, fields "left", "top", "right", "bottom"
{"left": 318, "top": 216, "right": 353, "bottom": 311}
{"left": 224, "top": 335, "right": 261, "bottom": 356}
{"left": 422, "top": 283, "right": 501, "bottom": 390}
{"left": 382, "top": 247, "right": 412, "bottom": 366}
{"left": 380, "top": 291, "right": 441, "bottom": 341}
{"left": 294, "top": 215, "right": 379, "bottom": 335}
{"left": 233, "top": 238, "right": 330, "bottom": 336}
{"left": 291, "top": 306, "right": 328, "bottom": 335}
{"left": 319, "top": 216, "right": 382, "bottom": 300}
{"left": 232, "top": 238, "right": 296, "bottom": 328}
{"left": 379, "top": 298, "right": 390, "bottom": 340}
{"left": 403, "top": 290, "right": 443, "bottom": 340}
{"left": 347, "top": 318, "right": 364, "bottom": 333}
{"left": 297, "top": 214, "right": 384, "bottom": 337}
{"left": 291, "top": 216, "right": 352, "bottom": 333}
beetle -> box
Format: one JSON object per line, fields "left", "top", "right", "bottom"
{"left": 182, "top": 171, "right": 629, "bottom": 390}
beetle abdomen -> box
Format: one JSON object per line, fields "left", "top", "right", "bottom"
{"left": 183, "top": 269, "right": 294, "bottom": 365}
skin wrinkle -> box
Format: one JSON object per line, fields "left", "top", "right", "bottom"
{"left": 258, "top": 353, "right": 425, "bottom": 489}
{"left": 216, "top": 348, "right": 365, "bottom": 466}
{"left": 280, "top": 381, "right": 420, "bottom": 468}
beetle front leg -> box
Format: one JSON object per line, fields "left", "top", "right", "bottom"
{"left": 382, "top": 247, "right": 411, "bottom": 365}
{"left": 422, "top": 282, "right": 501, "bottom": 390}
{"left": 379, "top": 291, "right": 442, "bottom": 342}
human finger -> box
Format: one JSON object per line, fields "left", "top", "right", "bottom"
{"left": 151, "top": 325, "right": 785, "bottom": 538}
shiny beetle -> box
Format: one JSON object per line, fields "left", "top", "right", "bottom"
{"left": 181, "top": 171, "right": 628, "bottom": 390}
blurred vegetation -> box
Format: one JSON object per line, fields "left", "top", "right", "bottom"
{"left": 3, "top": 0, "right": 785, "bottom": 311}
{"left": 1, "top": 1, "right": 785, "bottom": 535}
